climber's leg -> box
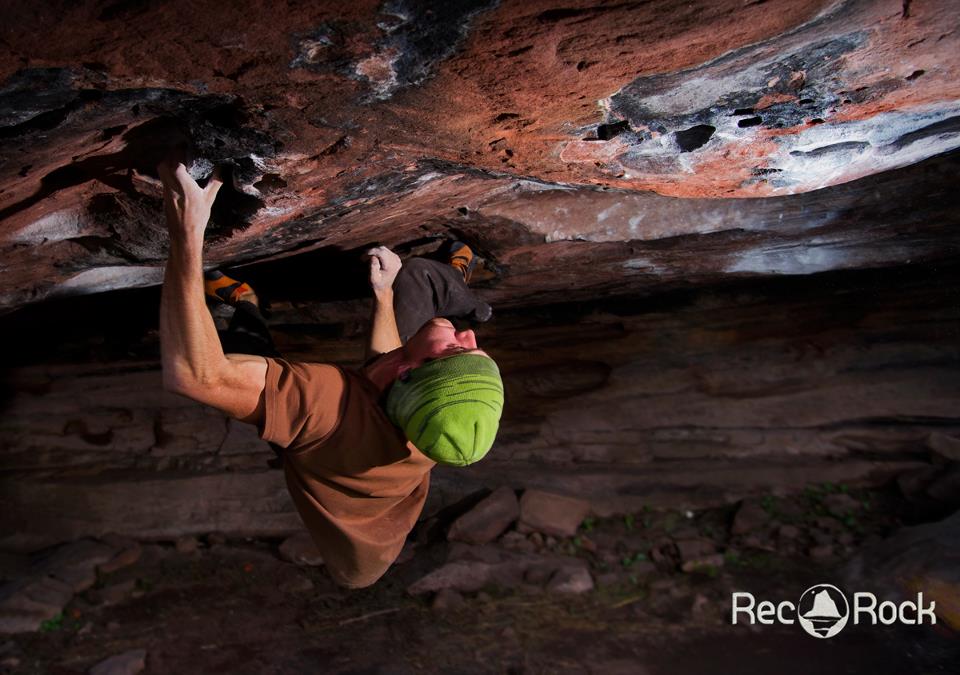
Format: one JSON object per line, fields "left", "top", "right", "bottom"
{"left": 204, "top": 270, "right": 280, "bottom": 358}
{"left": 392, "top": 248, "right": 493, "bottom": 344}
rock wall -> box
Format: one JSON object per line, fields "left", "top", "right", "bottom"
{"left": 0, "top": 0, "right": 958, "bottom": 552}
{"left": 0, "top": 0, "right": 958, "bottom": 307}
{"left": 2, "top": 264, "right": 956, "bottom": 552}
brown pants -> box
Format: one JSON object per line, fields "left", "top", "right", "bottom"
{"left": 392, "top": 257, "right": 492, "bottom": 344}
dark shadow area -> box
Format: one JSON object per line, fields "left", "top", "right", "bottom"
{"left": 2, "top": 257, "right": 958, "bottom": 369}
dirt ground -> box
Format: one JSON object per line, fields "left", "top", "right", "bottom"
{"left": 2, "top": 485, "right": 957, "bottom": 674}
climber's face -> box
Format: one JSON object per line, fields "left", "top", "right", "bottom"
{"left": 362, "top": 318, "right": 492, "bottom": 395}
{"left": 403, "top": 318, "right": 489, "bottom": 368}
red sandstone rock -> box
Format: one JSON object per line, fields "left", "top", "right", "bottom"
{"left": 0, "top": 0, "right": 957, "bottom": 308}
{"left": 447, "top": 486, "right": 519, "bottom": 545}
{"left": 278, "top": 532, "right": 324, "bottom": 567}
{"left": 518, "top": 490, "right": 591, "bottom": 537}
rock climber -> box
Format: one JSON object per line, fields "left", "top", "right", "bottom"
{"left": 157, "top": 161, "right": 504, "bottom": 588}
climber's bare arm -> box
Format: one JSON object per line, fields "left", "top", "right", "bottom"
{"left": 365, "top": 246, "right": 403, "bottom": 360}
{"left": 158, "top": 162, "right": 267, "bottom": 425}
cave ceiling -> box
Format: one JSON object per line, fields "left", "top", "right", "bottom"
{"left": 0, "top": 0, "right": 958, "bottom": 310}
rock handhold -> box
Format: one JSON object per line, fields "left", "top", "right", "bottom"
{"left": 278, "top": 532, "right": 324, "bottom": 567}
{"left": 447, "top": 486, "right": 519, "bottom": 545}
{"left": 518, "top": 489, "right": 591, "bottom": 538}
{"left": 88, "top": 648, "right": 146, "bottom": 675}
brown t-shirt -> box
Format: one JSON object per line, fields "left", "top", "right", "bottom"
{"left": 259, "top": 358, "right": 435, "bottom": 588}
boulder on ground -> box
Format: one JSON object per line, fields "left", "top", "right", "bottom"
{"left": 822, "top": 493, "right": 860, "bottom": 516}
{"left": 730, "top": 499, "right": 771, "bottom": 536}
{"left": 927, "top": 432, "right": 960, "bottom": 461}
{"left": 447, "top": 486, "right": 519, "bottom": 545}
{"left": 844, "top": 510, "right": 960, "bottom": 631}
{"left": 408, "top": 560, "right": 494, "bottom": 595}
{"left": 92, "top": 580, "right": 136, "bottom": 606}
{"left": 278, "top": 532, "right": 324, "bottom": 566}
{"left": 88, "top": 648, "right": 146, "bottom": 675}
{"left": 518, "top": 489, "right": 591, "bottom": 537}
{"left": 38, "top": 539, "right": 116, "bottom": 592}
{"left": 98, "top": 543, "right": 142, "bottom": 575}
{"left": 0, "top": 575, "right": 74, "bottom": 634}
{"left": 546, "top": 565, "right": 594, "bottom": 594}
{"left": 674, "top": 538, "right": 716, "bottom": 564}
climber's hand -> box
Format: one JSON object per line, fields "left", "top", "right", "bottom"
{"left": 366, "top": 246, "right": 402, "bottom": 295}
{"left": 158, "top": 161, "right": 223, "bottom": 242}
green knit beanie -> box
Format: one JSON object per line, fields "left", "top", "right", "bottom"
{"left": 386, "top": 354, "right": 504, "bottom": 466}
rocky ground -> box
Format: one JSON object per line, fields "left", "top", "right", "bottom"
{"left": 1, "top": 481, "right": 957, "bottom": 674}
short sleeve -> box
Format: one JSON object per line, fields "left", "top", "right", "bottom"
{"left": 259, "top": 358, "right": 346, "bottom": 451}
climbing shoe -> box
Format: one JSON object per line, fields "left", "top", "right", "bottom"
{"left": 204, "top": 270, "right": 257, "bottom": 307}
{"left": 448, "top": 241, "right": 478, "bottom": 284}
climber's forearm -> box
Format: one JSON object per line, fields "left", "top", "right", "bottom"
{"left": 367, "top": 289, "right": 403, "bottom": 359}
{"left": 160, "top": 235, "right": 229, "bottom": 393}
{"left": 156, "top": 162, "right": 267, "bottom": 423}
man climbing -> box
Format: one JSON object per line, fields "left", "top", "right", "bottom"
{"left": 158, "top": 162, "right": 504, "bottom": 588}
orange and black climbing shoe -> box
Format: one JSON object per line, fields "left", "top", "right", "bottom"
{"left": 448, "top": 241, "right": 478, "bottom": 284}
{"left": 204, "top": 270, "right": 256, "bottom": 307}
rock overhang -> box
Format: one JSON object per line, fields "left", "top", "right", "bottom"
{"left": 0, "top": 0, "right": 958, "bottom": 311}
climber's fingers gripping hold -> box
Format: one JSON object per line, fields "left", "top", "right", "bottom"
{"left": 157, "top": 161, "right": 223, "bottom": 240}
{"left": 366, "top": 246, "right": 402, "bottom": 294}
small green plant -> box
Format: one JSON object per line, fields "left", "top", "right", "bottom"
{"left": 40, "top": 613, "right": 64, "bottom": 632}
{"left": 724, "top": 550, "right": 741, "bottom": 566}
{"left": 580, "top": 517, "right": 595, "bottom": 532}
{"left": 621, "top": 551, "right": 647, "bottom": 568}
{"left": 760, "top": 495, "right": 777, "bottom": 515}
{"left": 624, "top": 513, "right": 636, "bottom": 532}
{"left": 572, "top": 536, "right": 582, "bottom": 548}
